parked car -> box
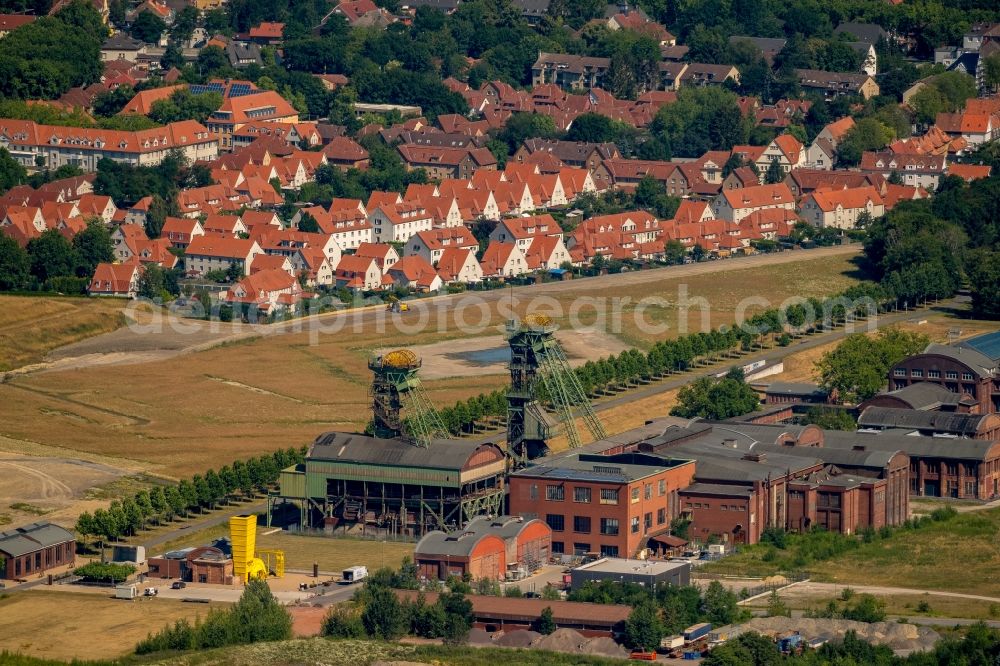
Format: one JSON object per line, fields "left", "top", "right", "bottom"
{"left": 171, "top": 581, "right": 187, "bottom": 589}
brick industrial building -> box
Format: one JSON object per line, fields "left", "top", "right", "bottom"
{"left": 508, "top": 451, "right": 696, "bottom": 558}
{"left": 414, "top": 515, "right": 552, "bottom": 581}
{"left": 0, "top": 522, "right": 75, "bottom": 580}
{"left": 886, "top": 334, "right": 1000, "bottom": 413}
{"left": 148, "top": 545, "right": 235, "bottom": 584}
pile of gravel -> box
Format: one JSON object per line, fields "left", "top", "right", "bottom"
{"left": 532, "top": 628, "right": 589, "bottom": 653}
{"left": 741, "top": 616, "right": 940, "bottom": 653}
{"left": 495, "top": 630, "right": 540, "bottom": 648}
{"left": 466, "top": 628, "right": 495, "bottom": 645}
{"left": 581, "top": 636, "right": 629, "bottom": 658}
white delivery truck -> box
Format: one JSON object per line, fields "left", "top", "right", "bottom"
{"left": 342, "top": 566, "right": 368, "bottom": 584}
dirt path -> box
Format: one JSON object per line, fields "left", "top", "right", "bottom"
{"left": 794, "top": 581, "right": 1000, "bottom": 604}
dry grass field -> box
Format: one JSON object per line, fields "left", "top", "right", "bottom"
{"left": 746, "top": 588, "right": 1000, "bottom": 621}
{"left": 0, "top": 590, "right": 227, "bottom": 661}
{"left": 0, "top": 295, "right": 128, "bottom": 372}
{"left": 0, "top": 252, "right": 861, "bottom": 482}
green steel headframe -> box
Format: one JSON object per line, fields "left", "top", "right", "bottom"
{"left": 369, "top": 350, "right": 446, "bottom": 447}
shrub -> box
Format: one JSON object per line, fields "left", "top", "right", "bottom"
{"left": 73, "top": 561, "right": 135, "bottom": 582}
{"left": 322, "top": 605, "right": 366, "bottom": 639}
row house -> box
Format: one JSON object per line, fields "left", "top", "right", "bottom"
{"left": 175, "top": 184, "right": 249, "bottom": 218}
{"left": 231, "top": 120, "right": 321, "bottom": 151}
{"left": 859, "top": 151, "right": 947, "bottom": 190}
{"left": 290, "top": 205, "right": 373, "bottom": 250}
{"left": 201, "top": 214, "right": 248, "bottom": 238}
{"left": 799, "top": 186, "right": 886, "bottom": 230}
{"left": 254, "top": 228, "right": 342, "bottom": 269}
{"left": 481, "top": 241, "right": 530, "bottom": 279}
{"left": 0, "top": 119, "right": 218, "bottom": 170}
{"left": 396, "top": 144, "right": 497, "bottom": 180}
{"left": 110, "top": 225, "right": 178, "bottom": 269}
{"left": 712, "top": 183, "right": 795, "bottom": 223}
{"left": 794, "top": 69, "right": 880, "bottom": 99}
{"left": 335, "top": 254, "right": 385, "bottom": 291}
{"left": 322, "top": 136, "right": 370, "bottom": 170}
{"left": 436, "top": 247, "right": 483, "bottom": 284}
{"left": 784, "top": 168, "right": 883, "bottom": 198}
{"left": 531, "top": 54, "right": 740, "bottom": 94}
{"left": 184, "top": 236, "right": 262, "bottom": 277}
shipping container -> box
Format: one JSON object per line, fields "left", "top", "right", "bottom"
{"left": 660, "top": 635, "right": 685, "bottom": 649}
{"left": 683, "top": 622, "right": 712, "bottom": 641}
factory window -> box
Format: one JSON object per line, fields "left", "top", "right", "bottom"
{"left": 574, "top": 487, "right": 592, "bottom": 503}
{"left": 631, "top": 487, "right": 640, "bottom": 503}
{"left": 721, "top": 504, "right": 728, "bottom": 511}
{"left": 600, "top": 518, "right": 619, "bottom": 535}
{"left": 546, "top": 485, "right": 565, "bottom": 501}
{"left": 911, "top": 369, "right": 923, "bottom": 378}
{"left": 574, "top": 516, "right": 592, "bottom": 533}
{"left": 573, "top": 543, "right": 590, "bottom": 556}
{"left": 14, "top": 560, "right": 20, "bottom": 576}
{"left": 947, "top": 371, "right": 958, "bottom": 380}
{"left": 546, "top": 514, "right": 565, "bottom": 532}
{"left": 644, "top": 512, "right": 652, "bottom": 530}
{"left": 946, "top": 463, "right": 958, "bottom": 475}
{"left": 928, "top": 370, "right": 940, "bottom": 378}
{"left": 894, "top": 368, "right": 906, "bottom": 377}
{"left": 529, "top": 484, "right": 538, "bottom": 501}
{"left": 657, "top": 508, "right": 666, "bottom": 524}
{"left": 600, "top": 489, "right": 619, "bottom": 504}
{"left": 600, "top": 545, "right": 619, "bottom": 557}
{"left": 965, "top": 481, "right": 975, "bottom": 496}
{"left": 659, "top": 479, "right": 667, "bottom": 496}
{"left": 631, "top": 516, "right": 640, "bottom": 533}
{"left": 963, "top": 373, "right": 974, "bottom": 381}
{"left": 645, "top": 483, "right": 652, "bottom": 500}
{"left": 551, "top": 541, "right": 564, "bottom": 554}
{"left": 789, "top": 491, "right": 804, "bottom": 500}
{"left": 35, "top": 552, "right": 41, "bottom": 570}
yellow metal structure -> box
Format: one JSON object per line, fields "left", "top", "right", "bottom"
{"left": 229, "top": 514, "right": 285, "bottom": 583}
{"left": 383, "top": 349, "right": 418, "bottom": 368}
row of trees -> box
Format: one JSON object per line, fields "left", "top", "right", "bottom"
{"left": 74, "top": 447, "right": 305, "bottom": 549}
{"left": 436, "top": 283, "right": 917, "bottom": 435}
{"left": 135, "top": 579, "right": 292, "bottom": 654}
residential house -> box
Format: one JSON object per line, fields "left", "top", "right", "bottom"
{"left": 161, "top": 216, "right": 204, "bottom": 249}
{"left": 355, "top": 242, "right": 400, "bottom": 271}
{"left": 88, "top": 261, "right": 140, "bottom": 298}
{"left": 794, "top": 69, "right": 880, "bottom": 99}
{"left": 807, "top": 116, "right": 855, "bottom": 169}
{"left": 370, "top": 202, "right": 434, "bottom": 243}
{"left": 860, "top": 151, "right": 947, "bottom": 190}
{"left": 291, "top": 247, "right": 335, "bottom": 286}
{"left": 246, "top": 21, "right": 284, "bottom": 46}
{"left": 0, "top": 119, "right": 218, "bottom": 170}
{"left": 385, "top": 255, "right": 443, "bottom": 292}
{"left": 784, "top": 168, "right": 883, "bottom": 198}
{"left": 436, "top": 247, "right": 483, "bottom": 284}
{"left": 678, "top": 63, "right": 740, "bottom": 87}
{"left": 0, "top": 14, "right": 36, "bottom": 38}
{"left": 799, "top": 186, "right": 885, "bottom": 229}
{"left": 935, "top": 111, "right": 1000, "bottom": 147}
{"left": 224, "top": 268, "right": 307, "bottom": 314}
{"left": 396, "top": 144, "right": 497, "bottom": 180}
{"left": 524, "top": 234, "right": 570, "bottom": 270}
{"left": 480, "top": 241, "right": 529, "bottom": 278}
{"left": 756, "top": 134, "right": 806, "bottom": 177}
{"left": 206, "top": 91, "right": 299, "bottom": 150}
{"left": 101, "top": 33, "right": 145, "bottom": 62}
{"left": 489, "top": 214, "right": 562, "bottom": 252}
{"left": 712, "top": 183, "right": 795, "bottom": 222}
{"left": 202, "top": 214, "right": 248, "bottom": 237}
{"left": 335, "top": 254, "right": 383, "bottom": 290}
{"left": 514, "top": 139, "right": 620, "bottom": 173}
{"left": 721, "top": 166, "right": 759, "bottom": 191}
{"left": 322, "top": 136, "right": 370, "bottom": 170}
{"left": 407, "top": 227, "right": 478, "bottom": 265}
{"left": 184, "top": 236, "right": 262, "bottom": 277}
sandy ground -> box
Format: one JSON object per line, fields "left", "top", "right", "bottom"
{"left": 392, "top": 329, "right": 630, "bottom": 379}
{"left": 0, "top": 451, "right": 130, "bottom": 529}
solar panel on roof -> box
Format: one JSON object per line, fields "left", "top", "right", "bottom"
{"left": 958, "top": 331, "right": 1000, "bottom": 362}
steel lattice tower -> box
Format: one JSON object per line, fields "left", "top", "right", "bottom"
{"left": 369, "top": 349, "right": 445, "bottom": 447}
{"left": 506, "top": 315, "right": 607, "bottom": 464}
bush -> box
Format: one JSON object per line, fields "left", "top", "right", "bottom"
{"left": 322, "top": 605, "right": 366, "bottom": 639}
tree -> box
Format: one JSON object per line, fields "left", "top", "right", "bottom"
{"left": 968, "top": 249, "right": 1000, "bottom": 319}
{"left": 803, "top": 406, "right": 856, "bottom": 431}
{"left": 766, "top": 589, "right": 790, "bottom": 617}
{"left": 196, "top": 46, "right": 230, "bottom": 78}
{"left": 27, "top": 229, "right": 77, "bottom": 282}
{"left": 71, "top": 218, "right": 114, "bottom": 275}
{"left": 439, "top": 591, "right": 473, "bottom": 645}
{"left": 764, "top": 156, "right": 784, "bottom": 184}
{"left": 702, "top": 581, "right": 744, "bottom": 626}
{"left": 361, "top": 584, "right": 408, "bottom": 640}
{"left": 670, "top": 374, "right": 759, "bottom": 420}
{"left": 624, "top": 601, "right": 664, "bottom": 651}
{"left": 533, "top": 606, "right": 556, "bottom": 635}
{"left": 298, "top": 211, "right": 320, "bottom": 233}
{"left": 137, "top": 264, "right": 165, "bottom": 301}
{"left": 650, "top": 87, "right": 752, "bottom": 157}
{"left": 983, "top": 53, "right": 1000, "bottom": 92}
{"left": 816, "top": 328, "right": 929, "bottom": 403}
{"left": 322, "top": 605, "right": 366, "bottom": 638}
{"left": 161, "top": 40, "right": 184, "bottom": 70}
{"left": 130, "top": 10, "right": 166, "bottom": 44}
{"left": 837, "top": 118, "right": 894, "bottom": 166}
{"left": 0, "top": 234, "right": 29, "bottom": 290}
{"left": 228, "top": 579, "right": 293, "bottom": 643}
{"left": 0, "top": 146, "right": 26, "bottom": 194}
